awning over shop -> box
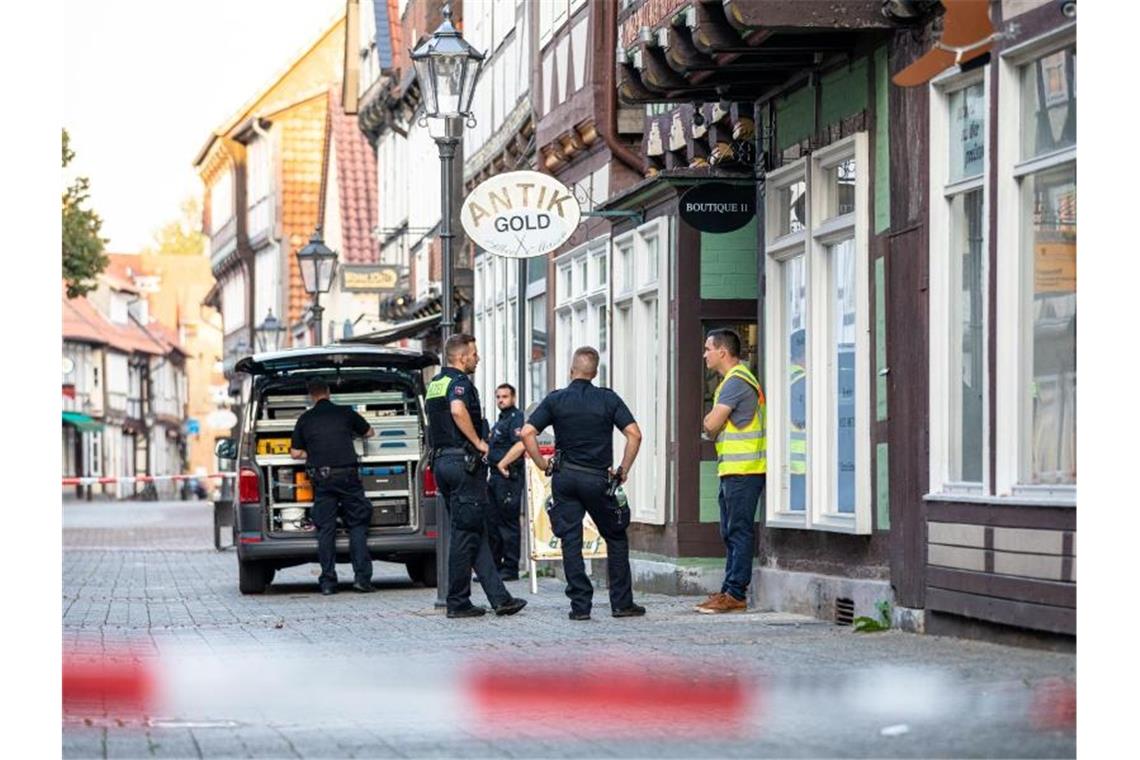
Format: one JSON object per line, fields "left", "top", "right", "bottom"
{"left": 62, "top": 411, "right": 103, "bottom": 432}
{"left": 342, "top": 313, "right": 443, "bottom": 346}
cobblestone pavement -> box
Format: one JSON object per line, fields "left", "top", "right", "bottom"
{"left": 63, "top": 500, "right": 1076, "bottom": 758}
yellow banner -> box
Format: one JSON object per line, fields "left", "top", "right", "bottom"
{"left": 525, "top": 457, "right": 607, "bottom": 560}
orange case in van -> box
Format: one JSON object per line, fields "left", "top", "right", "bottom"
{"left": 294, "top": 470, "right": 313, "bottom": 502}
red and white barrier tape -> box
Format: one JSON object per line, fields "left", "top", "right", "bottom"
{"left": 62, "top": 473, "right": 236, "bottom": 486}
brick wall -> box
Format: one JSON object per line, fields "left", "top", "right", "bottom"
{"left": 699, "top": 219, "right": 758, "bottom": 300}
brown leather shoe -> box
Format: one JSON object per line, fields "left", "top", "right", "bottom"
{"left": 694, "top": 592, "right": 724, "bottom": 611}
{"left": 696, "top": 593, "right": 747, "bottom": 614}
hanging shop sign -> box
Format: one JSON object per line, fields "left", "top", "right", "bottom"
{"left": 207, "top": 409, "right": 239, "bottom": 430}
{"left": 678, "top": 182, "right": 755, "bottom": 233}
{"left": 341, "top": 264, "right": 401, "bottom": 293}
{"left": 460, "top": 170, "right": 581, "bottom": 259}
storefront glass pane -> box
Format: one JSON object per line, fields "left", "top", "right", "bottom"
{"left": 527, "top": 253, "right": 546, "bottom": 284}
{"left": 831, "top": 239, "right": 857, "bottom": 513}
{"left": 784, "top": 255, "right": 808, "bottom": 512}
{"left": 1021, "top": 45, "right": 1076, "bottom": 161}
{"left": 950, "top": 189, "right": 985, "bottom": 482}
{"left": 949, "top": 82, "right": 986, "bottom": 182}
{"left": 824, "top": 159, "right": 857, "bottom": 219}
{"left": 776, "top": 179, "right": 806, "bottom": 237}
{"left": 529, "top": 295, "right": 547, "bottom": 405}
{"left": 1022, "top": 162, "right": 1076, "bottom": 485}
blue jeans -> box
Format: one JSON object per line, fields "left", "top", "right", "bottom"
{"left": 718, "top": 474, "right": 765, "bottom": 601}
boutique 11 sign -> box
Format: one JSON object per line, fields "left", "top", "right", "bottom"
{"left": 460, "top": 170, "right": 581, "bottom": 259}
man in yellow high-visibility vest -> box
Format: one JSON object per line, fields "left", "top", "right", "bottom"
{"left": 697, "top": 329, "right": 766, "bottom": 614}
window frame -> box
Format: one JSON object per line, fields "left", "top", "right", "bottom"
{"left": 763, "top": 133, "right": 872, "bottom": 534}
{"left": 995, "top": 24, "right": 1077, "bottom": 505}
{"left": 611, "top": 217, "right": 670, "bottom": 525}
{"left": 553, "top": 238, "right": 609, "bottom": 383}
{"left": 928, "top": 66, "right": 991, "bottom": 499}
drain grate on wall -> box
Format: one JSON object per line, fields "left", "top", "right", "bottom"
{"left": 835, "top": 597, "right": 855, "bottom": 626}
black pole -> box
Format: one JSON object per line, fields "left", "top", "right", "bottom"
{"left": 312, "top": 293, "right": 324, "bottom": 347}
{"left": 433, "top": 115, "right": 462, "bottom": 608}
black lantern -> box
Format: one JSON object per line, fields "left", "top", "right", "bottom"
{"left": 410, "top": 6, "right": 485, "bottom": 121}
{"left": 255, "top": 309, "right": 285, "bottom": 352}
{"left": 295, "top": 226, "right": 338, "bottom": 296}
{"left": 295, "top": 226, "right": 338, "bottom": 346}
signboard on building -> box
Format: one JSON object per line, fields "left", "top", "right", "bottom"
{"left": 525, "top": 456, "right": 606, "bottom": 561}
{"left": 340, "top": 264, "right": 401, "bottom": 292}
{"left": 678, "top": 182, "right": 755, "bottom": 233}
{"left": 460, "top": 170, "right": 581, "bottom": 259}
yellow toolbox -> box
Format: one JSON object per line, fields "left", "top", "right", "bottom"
{"left": 257, "top": 437, "right": 292, "bottom": 455}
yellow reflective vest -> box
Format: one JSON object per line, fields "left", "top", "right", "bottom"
{"left": 713, "top": 363, "right": 767, "bottom": 477}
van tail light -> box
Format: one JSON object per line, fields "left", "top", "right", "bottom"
{"left": 239, "top": 467, "right": 261, "bottom": 503}
{"left": 422, "top": 466, "right": 438, "bottom": 497}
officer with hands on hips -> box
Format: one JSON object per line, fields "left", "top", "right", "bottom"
{"left": 486, "top": 383, "right": 526, "bottom": 581}
{"left": 424, "top": 333, "right": 527, "bottom": 619}
{"left": 519, "top": 346, "right": 646, "bottom": 621}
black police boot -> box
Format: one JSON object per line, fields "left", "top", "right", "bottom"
{"left": 612, "top": 603, "right": 646, "bottom": 618}
{"left": 447, "top": 605, "right": 488, "bottom": 619}
{"left": 568, "top": 610, "right": 591, "bottom": 621}
{"left": 320, "top": 584, "right": 338, "bottom": 596}
{"left": 494, "top": 597, "right": 527, "bottom": 616}
{"left": 352, "top": 580, "right": 374, "bottom": 593}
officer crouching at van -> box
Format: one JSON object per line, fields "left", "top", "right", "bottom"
{"left": 519, "top": 346, "right": 646, "bottom": 620}
{"left": 425, "top": 334, "right": 527, "bottom": 619}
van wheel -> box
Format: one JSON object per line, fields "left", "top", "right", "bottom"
{"left": 406, "top": 556, "right": 437, "bottom": 588}
{"left": 238, "top": 559, "right": 270, "bottom": 594}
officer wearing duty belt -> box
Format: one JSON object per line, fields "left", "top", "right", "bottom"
{"left": 520, "top": 346, "right": 646, "bottom": 620}
{"left": 425, "top": 333, "right": 527, "bottom": 619}
{"left": 486, "top": 383, "right": 526, "bottom": 581}
{"left": 288, "top": 378, "right": 375, "bottom": 596}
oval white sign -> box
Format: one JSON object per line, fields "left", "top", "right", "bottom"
{"left": 206, "top": 410, "right": 239, "bottom": 430}
{"left": 460, "top": 170, "right": 581, "bottom": 259}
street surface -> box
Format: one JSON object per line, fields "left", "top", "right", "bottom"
{"left": 63, "top": 500, "right": 1075, "bottom": 758}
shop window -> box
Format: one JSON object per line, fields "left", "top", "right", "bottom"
{"left": 529, "top": 293, "right": 548, "bottom": 404}
{"left": 611, "top": 218, "right": 670, "bottom": 525}
{"left": 553, "top": 239, "right": 609, "bottom": 385}
{"left": 929, "top": 71, "right": 988, "bottom": 496}
{"left": 996, "top": 30, "right": 1076, "bottom": 502}
{"left": 764, "top": 133, "right": 871, "bottom": 533}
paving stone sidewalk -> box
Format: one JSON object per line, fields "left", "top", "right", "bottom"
{"left": 62, "top": 500, "right": 1076, "bottom": 759}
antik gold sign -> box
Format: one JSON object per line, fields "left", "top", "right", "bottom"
{"left": 460, "top": 170, "right": 581, "bottom": 259}
{"left": 341, "top": 265, "right": 400, "bottom": 292}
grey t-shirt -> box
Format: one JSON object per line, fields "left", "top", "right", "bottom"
{"left": 717, "top": 375, "right": 759, "bottom": 429}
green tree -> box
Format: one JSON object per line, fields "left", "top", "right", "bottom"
{"left": 143, "top": 197, "right": 207, "bottom": 257}
{"left": 62, "top": 129, "right": 109, "bottom": 298}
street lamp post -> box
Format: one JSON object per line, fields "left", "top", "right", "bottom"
{"left": 295, "top": 227, "right": 339, "bottom": 346}
{"left": 411, "top": 4, "right": 485, "bottom": 343}
{"left": 411, "top": 4, "right": 485, "bottom": 607}
{"left": 255, "top": 309, "right": 285, "bottom": 353}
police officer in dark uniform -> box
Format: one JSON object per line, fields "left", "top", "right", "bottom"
{"left": 486, "top": 383, "right": 526, "bottom": 581}
{"left": 519, "top": 346, "right": 646, "bottom": 620}
{"left": 424, "top": 333, "right": 527, "bottom": 619}
{"left": 289, "top": 378, "right": 375, "bottom": 595}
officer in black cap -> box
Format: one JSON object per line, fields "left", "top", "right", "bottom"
{"left": 486, "top": 383, "right": 526, "bottom": 581}
{"left": 424, "top": 333, "right": 527, "bottom": 619}
{"left": 519, "top": 346, "right": 646, "bottom": 620}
